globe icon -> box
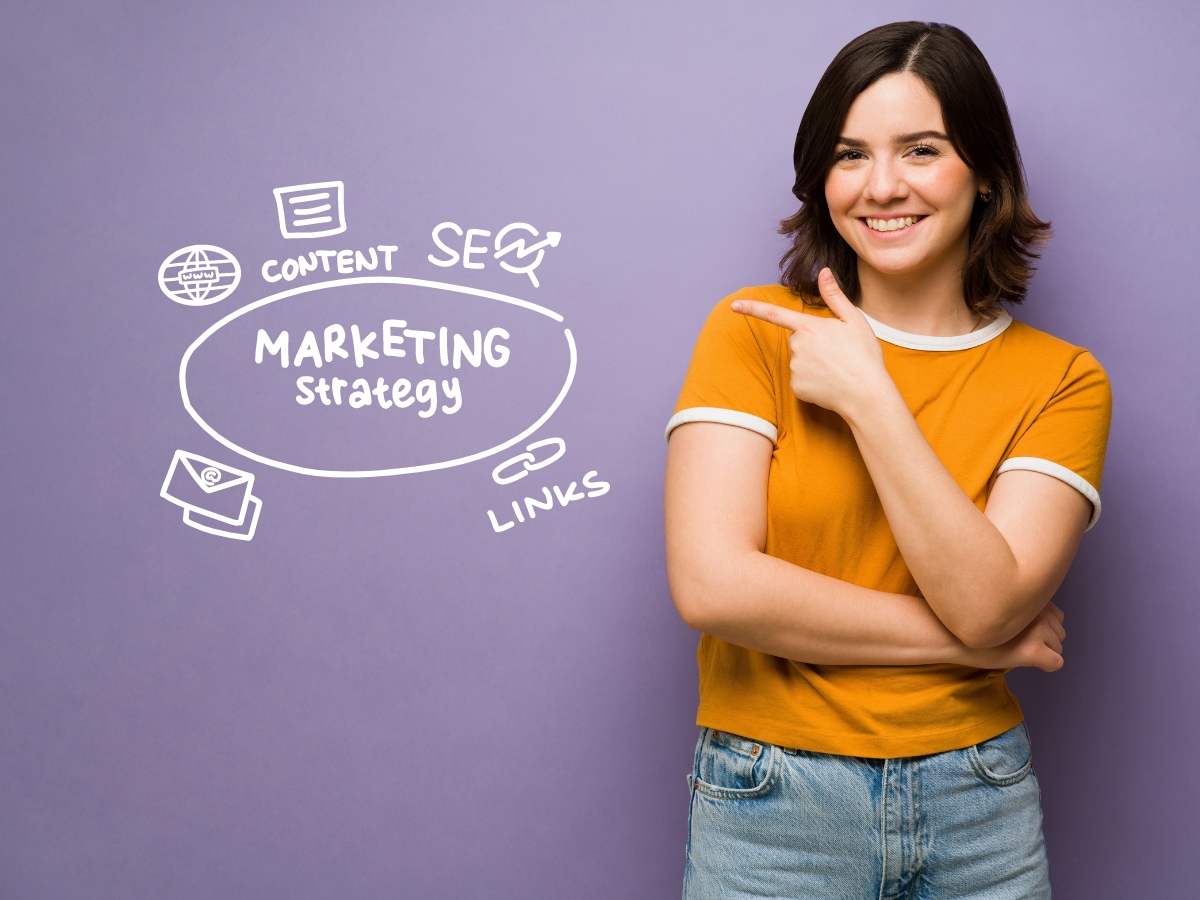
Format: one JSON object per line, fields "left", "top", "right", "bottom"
{"left": 158, "top": 244, "right": 241, "bottom": 306}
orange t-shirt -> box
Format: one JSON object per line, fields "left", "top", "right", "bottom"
{"left": 667, "top": 284, "right": 1112, "bottom": 758}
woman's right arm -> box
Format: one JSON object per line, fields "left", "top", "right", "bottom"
{"left": 664, "top": 421, "right": 1066, "bottom": 671}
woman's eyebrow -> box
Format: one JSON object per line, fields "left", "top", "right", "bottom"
{"left": 894, "top": 130, "right": 950, "bottom": 143}
{"left": 835, "top": 131, "right": 950, "bottom": 148}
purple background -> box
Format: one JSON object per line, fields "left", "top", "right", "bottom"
{"left": 2, "top": 2, "right": 1196, "bottom": 897}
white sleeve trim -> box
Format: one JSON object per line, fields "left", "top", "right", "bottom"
{"left": 664, "top": 407, "right": 778, "bottom": 444}
{"left": 997, "top": 457, "right": 1102, "bottom": 531}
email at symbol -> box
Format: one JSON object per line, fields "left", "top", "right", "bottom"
{"left": 160, "top": 450, "right": 262, "bottom": 541}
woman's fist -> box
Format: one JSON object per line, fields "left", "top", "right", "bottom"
{"left": 731, "top": 268, "right": 890, "bottom": 418}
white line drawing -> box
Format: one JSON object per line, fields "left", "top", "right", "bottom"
{"left": 178, "top": 277, "right": 575, "bottom": 477}
{"left": 486, "top": 468, "right": 609, "bottom": 532}
{"left": 160, "top": 449, "right": 262, "bottom": 541}
{"left": 491, "top": 437, "right": 566, "bottom": 484}
{"left": 158, "top": 245, "right": 241, "bottom": 306}
{"left": 493, "top": 223, "right": 560, "bottom": 288}
{"left": 273, "top": 181, "right": 346, "bottom": 239}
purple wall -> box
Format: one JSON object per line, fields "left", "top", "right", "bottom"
{"left": 2, "top": 2, "right": 1196, "bottom": 897}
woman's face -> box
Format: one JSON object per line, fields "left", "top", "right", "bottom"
{"left": 824, "top": 72, "right": 985, "bottom": 281}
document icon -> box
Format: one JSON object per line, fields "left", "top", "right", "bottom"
{"left": 160, "top": 450, "right": 262, "bottom": 541}
{"left": 273, "top": 181, "right": 346, "bottom": 239}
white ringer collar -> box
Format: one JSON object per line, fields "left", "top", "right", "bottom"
{"left": 861, "top": 310, "right": 1012, "bottom": 351}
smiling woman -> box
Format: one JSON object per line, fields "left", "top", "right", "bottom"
{"left": 664, "top": 21, "right": 1111, "bottom": 900}
{"left": 780, "top": 25, "right": 1050, "bottom": 321}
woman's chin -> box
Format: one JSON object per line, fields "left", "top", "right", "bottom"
{"left": 857, "top": 252, "right": 934, "bottom": 279}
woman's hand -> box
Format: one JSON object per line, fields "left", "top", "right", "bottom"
{"left": 959, "top": 602, "right": 1066, "bottom": 672}
{"left": 731, "top": 267, "right": 891, "bottom": 417}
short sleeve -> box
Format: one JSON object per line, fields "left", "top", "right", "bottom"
{"left": 998, "top": 351, "right": 1113, "bottom": 529}
{"left": 665, "top": 292, "right": 780, "bottom": 444}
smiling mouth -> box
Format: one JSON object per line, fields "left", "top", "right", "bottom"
{"left": 863, "top": 215, "right": 926, "bottom": 233}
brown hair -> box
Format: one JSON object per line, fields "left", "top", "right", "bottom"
{"left": 779, "top": 21, "right": 1050, "bottom": 316}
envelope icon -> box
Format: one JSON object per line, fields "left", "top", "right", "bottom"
{"left": 160, "top": 450, "right": 262, "bottom": 541}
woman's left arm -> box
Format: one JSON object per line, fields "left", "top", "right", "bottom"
{"left": 734, "top": 269, "right": 1093, "bottom": 649}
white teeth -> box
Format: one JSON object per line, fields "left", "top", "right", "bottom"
{"left": 866, "top": 216, "right": 919, "bottom": 232}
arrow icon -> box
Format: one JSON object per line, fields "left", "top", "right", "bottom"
{"left": 494, "top": 222, "right": 561, "bottom": 288}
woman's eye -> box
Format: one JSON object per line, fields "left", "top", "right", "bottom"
{"left": 910, "top": 144, "right": 940, "bottom": 158}
{"left": 836, "top": 149, "right": 864, "bottom": 162}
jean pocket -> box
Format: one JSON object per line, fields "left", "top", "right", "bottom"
{"left": 690, "top": 729, "right": 781, "bottom": 800}
{"left": 969, "top": 722, "right": 1034, "bottom": 787}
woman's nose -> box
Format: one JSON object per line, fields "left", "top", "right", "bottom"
{"left": 863, "top": 157, "right": 908, "bottom": 203}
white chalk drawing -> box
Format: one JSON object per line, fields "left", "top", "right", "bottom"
{"left": 158, "top": 245, "right": 241, "bottom": 306}
{"left": 179, "top": 276, "right": 576, "bottom": 477}
{"left": 261, "top": 244, "right": 399, "bottom": 283}
{"left": 273, "top": 181, "right": 347, "bottom": 239}
{"left": 491, "top": 437, "right": 566, "bottom": 485}
{"left": 486, "top": 469, "right": 610, "bottom": 533}
{"left": 428, "top": 222, "right": 560, "bottom": 287}
{"left": 160, "top": 449, "right": 262, "bottom": 541}
{"left": 494, "top": 223, "right": 561, "bottom": 287}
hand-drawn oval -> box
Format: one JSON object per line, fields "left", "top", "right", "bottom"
{"left": 179, "top": 277, "right": 575, "bottom": 476}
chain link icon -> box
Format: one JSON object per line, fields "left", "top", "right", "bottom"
{"left": 491, "top": 438, "right": 566, "bottom": 485}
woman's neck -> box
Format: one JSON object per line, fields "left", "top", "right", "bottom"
{"left": 854, "top": 249, "right": 983, "bottom": 337}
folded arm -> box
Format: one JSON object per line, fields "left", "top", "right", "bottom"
{"left": 664, "top": 421, "right": 1066, "bottom": 670}
{"left": 842, "top": 389, "right": 1090, "bottom": 648}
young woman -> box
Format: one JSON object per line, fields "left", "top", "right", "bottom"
{"left": 664, "top": 22, "right": 1111, "bottom": 900}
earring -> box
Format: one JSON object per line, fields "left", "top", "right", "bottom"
{"left": 979, "top": 189, "right": 993, "bottom": 203}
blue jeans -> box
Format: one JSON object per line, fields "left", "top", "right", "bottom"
{"left": 684, "top": 723, "right": 1050, "bottom": 899}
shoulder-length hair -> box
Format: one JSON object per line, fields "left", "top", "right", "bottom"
{"left": 779, "top": 21, "right": 1050, "bottom": 317}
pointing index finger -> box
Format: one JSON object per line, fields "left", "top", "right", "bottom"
{"left": 730, "top": 299, "right": 807, "bottom": 332}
